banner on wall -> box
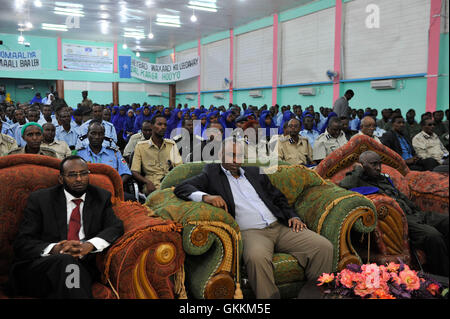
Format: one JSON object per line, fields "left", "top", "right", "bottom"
{"left": 62, "top": 43, "right": 113, "bottom": 73}
{"left": 0, "top": 50, "right": 41, "bottom": 71}
{"left": 124, "top": 56, "right": 200, "bottom": 83}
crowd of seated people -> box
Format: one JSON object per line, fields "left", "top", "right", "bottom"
{"left": 1, "top": 91, "right": 449, "bottom": 281}
{"left": 1, "top": 94, "right": 449, "bottom": 194}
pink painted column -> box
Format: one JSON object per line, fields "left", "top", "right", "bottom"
{"left": 272, "top": 13, "right": 279, "bottom": 106}
{"left": 425, "top": 0, "right": 442, "bottom": 112}
{"left": 332, "top": 0, "right": 343, "bottom": 104}
{"left": 198, "top": 37, "right": 201, "bottom": 107}
{"left": 229, "top": 29, "right": 234, "bottom": 104}
{"left": 57, "top": 37, "right": 62, "bottom": 71}
{"left": 113, "top": 42, "right": 118, "bottom": 73}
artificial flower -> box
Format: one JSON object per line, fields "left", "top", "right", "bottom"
{"left": 317, "top": 273, "right": 334, "bottom": 286}
{"left": 399, "top": 269, "right": 420, "bottom": 291}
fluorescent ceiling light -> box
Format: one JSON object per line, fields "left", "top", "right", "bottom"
{"left": 156, "top": 14, "right": 180, "bottom": 23}
{"left": 155, "top": 22, "right": 181, "bottom": 28}
{"left": 187, "top": 5, "right": 217, "bottom": 12}
{"left": 25, "top": 22, "right": 33, "bottom": 29}
{"left": 100, "top": 13, "right": 109, "bottom": 19}
{"left": 54, "top": 8, "right": 85, "bottom": 17}
{"left": 54, "top": 11, "right": 84, "bottom": 17}
{"left": 124, "top": 33, "right": 145, "bottom": 39}
{"left": 41, "top": 23, "right": 69, "bottom": 31}
{"left": 54, "top": 2, "right": 84, "bottom": 8}
{"left": 34, "top": 0, "right": 42, "bottom": 7}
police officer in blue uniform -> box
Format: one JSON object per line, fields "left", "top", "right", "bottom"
{"left": 76, "top": 104, "right": 118, "bottom": 150}
{"left": 77, "top": 120, "right": 135, "bottom": 202}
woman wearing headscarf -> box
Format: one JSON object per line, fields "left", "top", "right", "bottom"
{"left": 112, "top": 106, "right": 128, "bottom": 135}
{"left": 133, "top": 105, "right": 152, "bottom": 134}
{"left": 123, "top": 109, "right": 135, "bottom": 142}
{"left": 259, "top": 110, "right": 277, "bottom": 139}
{"left": 165, "top": 108, "right": 183, "bottom": 138}
{"left": 219, "top": 109, "right": 237, "bottom": 130}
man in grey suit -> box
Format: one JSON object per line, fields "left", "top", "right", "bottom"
{"left": 333, "top": 90, "right": 355, "bottom": 119}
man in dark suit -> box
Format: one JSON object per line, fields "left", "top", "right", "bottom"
{"left": 380, "top": 115, "right": 438, "bottom": 171}
{"left": 10, "top": 155, "right": 124, "bottom": 298}
{"left": 174, "top": 138, "right": 333, "bottom": 299}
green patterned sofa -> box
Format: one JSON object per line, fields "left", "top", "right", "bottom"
{"left": 145, "top": 162, "right": 377, "bottom": 299}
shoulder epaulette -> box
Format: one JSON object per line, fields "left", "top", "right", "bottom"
{"left": 106, "top": 146, "right": 120, "bottom": 153}
{"left": 164, "top": 139, "right": 176, "bottom": 145}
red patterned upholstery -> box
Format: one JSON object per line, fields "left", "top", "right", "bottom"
{"left": 315, "top": 135, "right": 448, "bottom": 268}
{"left": 0, "top": 154, "right": 184, "bottom": 299}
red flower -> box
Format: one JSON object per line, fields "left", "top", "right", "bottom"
{"left": 427, "top": 283, "right": 440, "bottom": 296}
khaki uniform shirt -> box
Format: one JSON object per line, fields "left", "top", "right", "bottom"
{"left": 8, "top": 146, "right": 58, "bottom": 158}
{"left": 313, "top": 131, "right": 348, "bottom": 161}
{"left": 244, "top": 139, "right": 276, "bottom": 164}
{"left": 278, "top": 137, "right": 313, "bottom": 165}
{"left": 42, "top": 140, "right": 72, "bottom": 159}
{"left": 131, "top": 138, "right": 183, "bottom": 190}
{"left": 412, "top": 131, "right": 449, "bottom": 163}
{"left": 0, "top": 133, "right": 18, "bottom": 157}
{"left": 123, "top": 132, "right": 147, "bottom": 158}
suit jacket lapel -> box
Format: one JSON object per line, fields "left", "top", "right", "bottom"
{"left": 215, "top": 165, "right": 236, "bottom": 217}
{"left": 82, "top": 186, "right": 94, "bottom": 238}
{"left": 54, "top": 186, "right": 68, "bottom": 240}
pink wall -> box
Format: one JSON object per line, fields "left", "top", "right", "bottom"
{"left": 272, "top": 13, "right": 279, "bottom": 106}
{"left": 425, "top": 0, "right": 442, "bottom": 113}
{"left": 230, "top": 29, "right": 234, "bottom": 104}
{"left": 332, "top": 0, "right": 343, "bottom": 104}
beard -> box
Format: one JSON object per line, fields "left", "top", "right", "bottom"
{"left": 62, "top": 180, "right": 88, "bottom": 198}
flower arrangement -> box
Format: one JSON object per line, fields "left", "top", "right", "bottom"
{"left": 317, "top": 262, "right": 448, "bottom": 299}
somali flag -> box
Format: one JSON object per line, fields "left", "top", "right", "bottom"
{"left": 119, "top": 55, "right": 131, "bottom": 78}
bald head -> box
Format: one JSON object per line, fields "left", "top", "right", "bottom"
{"left": 359, "top": 150, "right": 380, "bottom": 164}
{"left": 360, "top": 116, "right": 376, "bottom": 137}
{"left": 359, "top": 151, "right": 382, "bottom": 178}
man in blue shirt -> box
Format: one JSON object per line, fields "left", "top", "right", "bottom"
{"left": 299, "top": 115, "right": 319, "bottom": 148}
{"left": 76, "top": 104, "right": 117, "bottom": 150}
{"left": 381, "top": 116, "right": 437, "bottom": 171}
{"left": 77, "top": 120, "right": 131, "bottom": 184}
{"left": 55, "top": 109, "right": 79, "bottom": 150}
{"left": 30, "top": 93, "right": 42, "bottom": 104}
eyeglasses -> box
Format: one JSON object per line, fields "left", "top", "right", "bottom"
{"left": 63, "top": 170, "right": 90, "bottom": 179}
{"left": 425, "top": 123, "right": 436, "bottom": 127}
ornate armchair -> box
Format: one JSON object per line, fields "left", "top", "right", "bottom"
{"left": 0, "top": 154, "right": 185, "bottom": 299}
{"left": 315, "top": 135, "right": 449, "bottom": 266}
{"left": 146, "top": 161, "right": 377, "bottom": 299}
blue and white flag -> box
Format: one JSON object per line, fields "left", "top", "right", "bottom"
{"left": 119, "top": 55, "right": 131, "bottom": 78}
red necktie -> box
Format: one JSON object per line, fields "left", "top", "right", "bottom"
{"left": 67, "top": 199, "right": 83, "bottom": 241}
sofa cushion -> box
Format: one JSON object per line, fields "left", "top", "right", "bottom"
{"left": 265, "top": 165, "right": 325, "bottom": 206}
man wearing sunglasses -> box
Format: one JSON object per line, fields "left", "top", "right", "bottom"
{"left": 412, "top": 118, "right": 449, "bottom": 170}
{"left": 10, "top": 155, "right": 124, "bottom": 298}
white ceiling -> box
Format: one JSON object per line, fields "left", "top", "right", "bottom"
{"left": 0, "top": 0, "right": 317, "bottom": 52}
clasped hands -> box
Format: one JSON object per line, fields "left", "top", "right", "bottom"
{"left": 50, "top": 240, "right": 95, "bottom": 259}
{"left": 202, "top": 195, "right": 307, "bottom": 232}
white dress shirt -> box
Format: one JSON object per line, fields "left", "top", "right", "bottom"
{"left": 41, "top": 190, "right": 110, "bottom": 256}
{"left": 188, "top": 165, "right": 278, "bottom": 231}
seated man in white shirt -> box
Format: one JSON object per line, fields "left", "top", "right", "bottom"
{"left": 10, "top": 156, "right": 124, "bottom": 298}
{"left": 174, "top": 138, "right": 333, "bottom": 299}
